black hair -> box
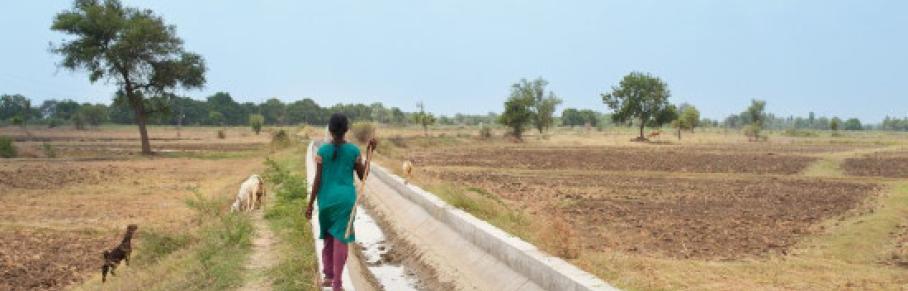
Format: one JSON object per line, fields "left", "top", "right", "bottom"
{"left": 328, "top": 112, "right": 350, "bottom": 160}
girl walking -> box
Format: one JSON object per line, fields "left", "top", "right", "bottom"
{"left": 306, "top": 113, "right": 376, "bottom": 290}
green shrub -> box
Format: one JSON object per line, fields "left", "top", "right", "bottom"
{"left": 136, "top": 229, "right": 192, "bottom": 264}
{"left": 47, "top": 118, "right": 61, "bottom": 128}
{"left": 271, "top": 129, "right": 291, "bottom": 148}
{"left": 0, "top": 137, "right": 16, "bottom": 158}
{"left": 276, "top": 174, "right": 307, "bottom": 200}
{"left": 249, "top": 114, "right": 264, "bottom": 135}
{"left": 479, "top": 124, "right": 492, "bottom": 139}
{"left": 743, "top": 125, "right": 767, "bottom": 141}
{"left": 10, "top": 116, "right": 24, "bottom": 126}
{"left": 351, "top": 122, "right": 376, "bottom": 143}
{"left": 783, "top": 129, "right": 819, "bottom": 137}
{"left": 263, "top": 158, "right": 291, "bottom": 185}
{"left": 184, "top": 190, "right": 221, "bottom": 221}
{"left": 72, "top": 113, "right": 86, "bottom": 130}
{"left": 42, "top": 143, "right": 56, "bottom": 158}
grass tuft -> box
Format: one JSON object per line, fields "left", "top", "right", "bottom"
{"left": 0, "top": 136, "right": 16, "bottom": 158}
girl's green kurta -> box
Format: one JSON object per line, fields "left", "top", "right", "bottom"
{"left": 317, "top": 142, "right": 360, "bottom": 244}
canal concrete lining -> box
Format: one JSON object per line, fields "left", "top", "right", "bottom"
{"left": 368, "top": 165, "right": 618, "bottom": 291}
{"left": 307, "top": 140, "right": 616, "bottom": 290}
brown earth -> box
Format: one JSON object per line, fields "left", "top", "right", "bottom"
{"left": 422, "top": 167, "right": 878, "bottom": 259}
{"left": 0, "top": 126, "right": 269, "bottom": 289}
{"left": 410, "top": 146, "right": 817, "bottom": 174}
{"left": 843, "top": 152, "right": 908, "bottom": 178}
{"left": 0, "top": 227, "right": 110, "bottom": 291}
{"left": 892, "top": 223, "right": 908, "bottom": 268}
{"left": 0, "top": 162, "right": 127, "bottom": 189}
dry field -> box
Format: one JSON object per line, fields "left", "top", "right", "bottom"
{"left": 844, "top": 151, "right": 908, "bottom": 178}
{"left": 0, "top": 126, "right": 272, "bottom": 290}
{"left": 377, "top": 127, "right": 908, "bottom": 290}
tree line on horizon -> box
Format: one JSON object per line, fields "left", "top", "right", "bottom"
{"left": 0, "top": 89, "right": 887, "bottom": 136}
{"left": 0, "top": 92, "right": 500, "bottom": 129}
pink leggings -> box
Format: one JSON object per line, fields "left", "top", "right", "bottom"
{"left": 322, "top": 234, "right": 349, "bottom": 290}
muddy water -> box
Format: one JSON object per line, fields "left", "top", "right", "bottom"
{"left": 352, "top": 206, "right": 425, "bottom": 291}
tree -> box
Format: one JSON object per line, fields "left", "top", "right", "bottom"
{"left": 52, "top": 0, "right": 206, "bottom": 154}
{"left": 206, "top": 92, "right": 242, "bottom": 125}
{"left": 78, "top": 104, "right": 108, "bottom": 127}
{"left": 830, "top": 117, "right": 841, "bottom": 133}
{"left": 561, "top": 108, "right": 582, "bottom": 127}
{"left": 0, "top": 94, "right": 32, "bottom": 126}
{"left": 208, "top": 111, "right": 224, "bottom": 126}
{"left": 744, "top": 99, "right": 766, "bottom": 141}
{"left": 370, "top": 102, "right": 391, "bottom": 124}
{"left": 260, "top": 98, "right": 286, "bottom": 125}
{"left": 390, "top": 107, "right": 407, "bottom": 125}
{"left": 678, "top": 104, "right": 700, "bottom": 132}
{"left": 16, "top": 99, "right": 31, "bottom": 129}
{"left": 249, "top": 114, "right": 264, "bottom": 135}
{"left": 518, "top": 78, "right": 562, "bottom": 133}
{"left": 48, "top": 99, "right": 82, "bottom": 121}
{"left": 498, "top": 86, "right": 535, "bottom": 139}
{"left": 844, "top": 118, "right": 862, "bottom": 130}
{"left": 72, "top": 110, "right": 87, "bottom": 130}
{"left": 412, "top": 101, "right": 435, "bottom": 137}
{"left": 601, "top": 72, "right": 674, "bottom": 141}
{"left": 286, "top": 98, "right": 325, "bottom": 125}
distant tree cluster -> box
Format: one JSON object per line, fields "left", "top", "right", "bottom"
{"left": 722, "top": 110, "right": 864, "bottom": 131}
{"left": 561, "top": 108, "right": 603, "bottom": 127}
{"left": 0, "top": 92, "right": 427, "bottom": 128}
{"left": 498, "top": 77, "right": 562, "bottom": 139}
{"left": 880, "top": 117, "right": 908, "bottom": 131}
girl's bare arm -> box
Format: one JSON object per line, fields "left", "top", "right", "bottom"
{"left": 305, "top": 156, "right": 323, "bottom": 219}
{"left": 354, "top": 156, "right": 366, "bottom": 180}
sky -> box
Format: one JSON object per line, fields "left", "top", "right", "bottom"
{"left": 1, "top": 0, "right": 906, "bottom": 122}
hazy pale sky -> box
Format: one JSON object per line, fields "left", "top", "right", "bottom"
{"left": 1, "top": 1, "right": 906, "bottom": 121}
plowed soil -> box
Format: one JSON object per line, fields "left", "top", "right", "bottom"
{"left": 0, "top": 162, "right": 126, "bottom": 189}
{"left": 844, "top": 152, "right": 908, "bottom": 178}
{"left": 423, "top": 168, "right": 877, "bottom": 259}
{"left": 0, "top": 228, "right": 110, "bottom": 291}
{"left": 410, "top": 146, "right": 816, "bottom": 174}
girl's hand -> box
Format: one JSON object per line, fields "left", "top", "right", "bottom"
{"left": 305, "top": 205, "right": 313, "bottom": 220}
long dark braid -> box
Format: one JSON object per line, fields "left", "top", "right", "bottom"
{"left": 328, "top": 113, "right": 350, "bottom": 161}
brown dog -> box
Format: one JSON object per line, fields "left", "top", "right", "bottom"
{"left": 255, "top": 176, "right": 267, "bottom": 210}
{"left": 102, "top": 224, "right": 137, "bottom": 282}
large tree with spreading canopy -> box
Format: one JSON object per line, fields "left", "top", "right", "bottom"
{"left": 602, "top": 72, "right": 674, "bottom": 141}
{"left": 51, "top": 0, "right": 206, "bottom": 154}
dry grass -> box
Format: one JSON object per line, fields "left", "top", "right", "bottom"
{"left": 0, "top": 125, "right": 269, "bottom": 290}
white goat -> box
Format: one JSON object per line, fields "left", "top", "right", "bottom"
{"left": 231, "top": 175, "right": 266, "bottom": 212}
{"left": 402, "top": 160, "right": 413, "bottom": 184}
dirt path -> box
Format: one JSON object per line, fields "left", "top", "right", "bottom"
{"left": 238, "top": 207, "right": 278, "bottom": 291}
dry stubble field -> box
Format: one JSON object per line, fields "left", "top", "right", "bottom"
{"left": 376, "top": 127, "right": 908, "bottom": 290}
{"left": 4, "top": 124, "right": 908, "bottom": 290}
{"left": 0, "top": 126, "right": 271, "bottom": 290}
